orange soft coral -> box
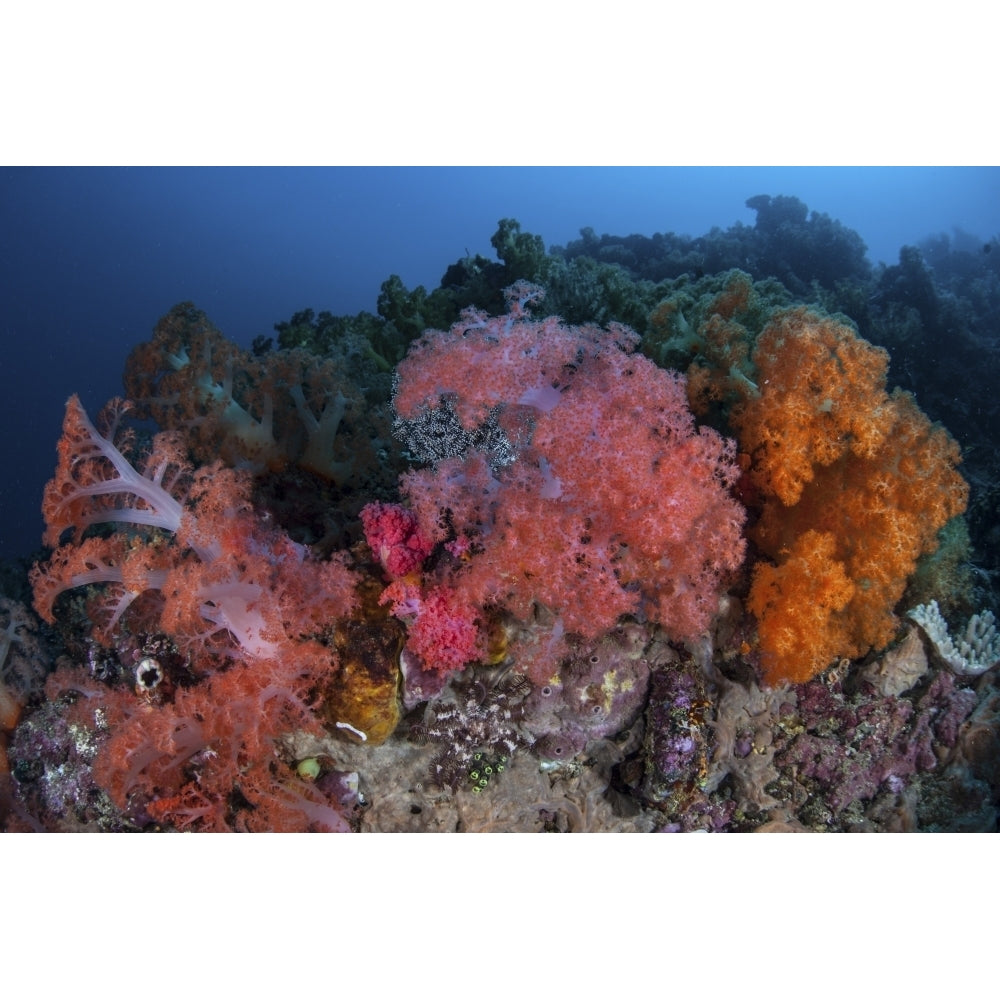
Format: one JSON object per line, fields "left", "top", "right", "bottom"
{"left": 734, "top": 309, "right": 897, "bottom": 507}
{"left": 733, "top": 309, "right": 969, "bottom": 685}
{"left": 747, "top": 530, "right": 855, "bottom": 685}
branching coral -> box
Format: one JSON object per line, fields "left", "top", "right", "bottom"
{"left": 734, "top": 308, "right": 898, "bottom": 508}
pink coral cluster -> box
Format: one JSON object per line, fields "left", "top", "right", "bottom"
{"left": 28, "top": 394, "right": 360, "bottom": 830}
{"left": 379, "top": 580, "right": 486, "bottom": 674}
{"left": 360, "top": 501, "right": 484, "bottom": 674}
{"left": 391, "top": 284, "right": 747, "bottom": 681}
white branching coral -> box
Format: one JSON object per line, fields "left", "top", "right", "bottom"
{"left": 908, "top": 600, "right": 1000, "bottom": 676}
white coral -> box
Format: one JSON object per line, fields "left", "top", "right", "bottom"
{"left": 908, "top": 600, "right": 1000, "bottom": 676}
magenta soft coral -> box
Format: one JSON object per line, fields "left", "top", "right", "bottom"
{"left": 360, "top": 501, "right": 433, "bottom": 579}
{"left": 392, "top": 286, "right": 747, "bottom": 677}
{"left": 360, "top": 501, "right": 486, "bottom": 675}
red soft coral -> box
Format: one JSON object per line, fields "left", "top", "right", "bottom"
{"left": 31, "top": 396, "right": 358, "bottom": 664}
{"left": 380, "top": 580, "right": 485, "bottom": 674}
{"left": 48, "top": 647, "right": 352, "bottom": 831}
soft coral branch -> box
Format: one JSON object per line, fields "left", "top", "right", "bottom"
{"left": 33, "top": 395, "right": 360, "bottom": 662}
{"left": 41, "top": 395, "right": 188, "bottom": 548}
{"left": 123, "top": 302, "right": 369, "bottom": 483}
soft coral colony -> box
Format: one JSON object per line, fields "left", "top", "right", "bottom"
{"left": 6, "top": 250, "right": 989, "bottom": 831}
{"left": 29, "top": 394, "right": 361, "bottom": 830}
{"left": 389, "top": 282, "right": 747, "bottom": 682}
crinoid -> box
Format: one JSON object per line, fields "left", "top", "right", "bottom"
{"left": 408, "top": 667, "right": 533, "bottom": 793}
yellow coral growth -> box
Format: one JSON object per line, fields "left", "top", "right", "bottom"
{"left": 734, "top": 309, "right": 969, "bottom": 685}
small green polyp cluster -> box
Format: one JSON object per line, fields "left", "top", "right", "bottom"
{"left": 468, "top": 751, "right": 508, "bottom": 793}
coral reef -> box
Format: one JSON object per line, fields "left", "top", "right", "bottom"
{"left": 31, "top": 395, "right": 359, "bottom": 663}
{"left": 22, "top": 394, "right": 374, "bottom": 830}
{"left": 267, "top": 639, "right": 997, "bottom": 832}
{"left": 638, "top": 277, "right": 973, "bottom": 688}
{"left": 5, "top": 209, "right": 999, "bottom": 832}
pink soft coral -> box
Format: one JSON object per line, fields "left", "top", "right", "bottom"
{"left": 32, "top": 396, "right": 358, "bottom": 663}
{"left": 393, "top": 281, "right": 630, "bottom": 428}
{"left": 392, "top": 286, "right": 746, "bottom": 678}
{"left": 30, "top": 395, "right": 361, "bottom": 830}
